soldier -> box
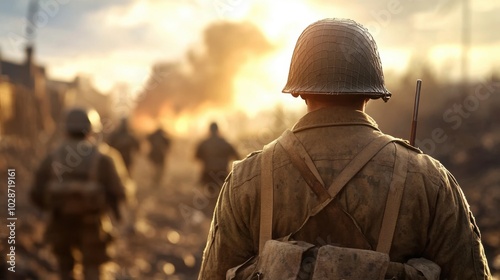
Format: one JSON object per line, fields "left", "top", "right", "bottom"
{"left": 146, "top": 127, "right": 171, "bottom": 185}
{"left": 107, "top": 117, "right": 140, "bottom": 174}
{"left": 31, "top": 107, "right": 128, "bottom": 280}
{"left": 198, "top": 19, "right": 491, "bottom": 279}
{"left": 195, "top": 122, "right": 239, "bottom": 216}
{"left": 195, "top": 122, "right": 239, "bottom": 188}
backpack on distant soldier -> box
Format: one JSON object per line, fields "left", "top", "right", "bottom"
{"left": 44, "top": 150, "right": 106, "bottom": 215}
{"left": 227, "top": 130, "right": 441, "bottom": 280}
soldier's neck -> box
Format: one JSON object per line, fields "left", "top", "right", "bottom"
{"left": 305, "top": 98, "right": 367, "bottom": 113}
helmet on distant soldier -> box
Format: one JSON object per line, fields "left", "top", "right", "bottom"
{"left": 209, "top": 122, "right": 219, "bottom": 134}
{"left": 282, "top": 18, "right": 391, "bottom": 102}
{"left": 65, "top": 107, "right": 102, "bottom": 135}
{"left": 118, "top": 117, "right": 129, "bottom": 132}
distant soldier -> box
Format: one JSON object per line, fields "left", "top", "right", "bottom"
{"left": 107, "top": 117, "right": 140, "bottom": 174}
{"left": 31, "top": 107, "right": 128, "bottom": 280}
{"left": 195, "top": 122, "right": 239, "bottom": 215}
{"left": 146, "top": 127, "right": 171, "bottom": 185}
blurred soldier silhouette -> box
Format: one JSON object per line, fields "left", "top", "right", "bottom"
{"left": 31, "top": 107, "right": 128, "bottom": 280}
{"left": 107, "top": 117, "right": 140, "bottom": 174}
{"left": 146, "top": 127, "right": 171, "bottom": 185}
{"left": 195, "top": 122, "right": 239, "bottom": 215}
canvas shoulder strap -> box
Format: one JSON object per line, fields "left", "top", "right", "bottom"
{"left": 277, "top": 130, "right": 329, "bottom": 202}
{"left": 260, "top": 130, "right": 409, "bottom": 255}
{"left": 279, "top": 130, "right": 396, "bottom": 217}
{"left": 376, "top": 145, "right": 409, "bottom": 254}
{"left": 259, "top": 140, "right": 277, "bottom": 253}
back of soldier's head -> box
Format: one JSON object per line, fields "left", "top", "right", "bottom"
{"left": 65, "top": 107, "right": 102, "bottom": 139}
{"left": 209, "top": 122, "right": 219, "bottom": 135}
{"left": 119, "top": 117, "right": 129, "bottom": 132}
{"left": 283, "top": 18, "right": 391, "bottom": 102}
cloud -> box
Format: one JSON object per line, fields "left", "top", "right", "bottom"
{"left": 35, "top": 0, "right": 223, "bottom": 66}
{"left": 0, "top": 0, "right": 221, "bottom": 92}
{"left": 0, "top": 0, "right": 135, "bottom": 56}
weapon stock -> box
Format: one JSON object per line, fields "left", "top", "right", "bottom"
{"left": 410, "top": 79, "right": 422, "bottom": 146}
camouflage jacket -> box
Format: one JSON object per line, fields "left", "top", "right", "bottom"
{"left": 198, "top": 107, "right": 491, "bottom": 279}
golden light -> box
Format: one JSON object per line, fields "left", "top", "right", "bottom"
{"left": 132, "top": 114, "right": 157, "bottom": 134}
{"left": 225, "top": 1, "right": 362, "bottom": 115}
{"left": 135, "top": 258, "right": 152, "bottom": 273}
{"left": 172, "top": 114, "right": 192, "bottom": 136}
{"left": 230, "top": 0, "right": 323, "bottom": 115}
{"left": 429, "top": 44, "right": 462, "bottom": 80}
{"left": 162, "top": 262, "right": 176, "bottom": 275}
{"left": 135, "top": 219, "right": 156, "bottom": 238}
{"left": 379, "top": 49, "right": 411, "bottom": 74}
{"left": 183, "top": 254, "right": 196, "bottom": 268}
{"left": 167, "top": 230, "right": 181, "bottom": 244}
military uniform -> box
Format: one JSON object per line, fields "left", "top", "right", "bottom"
{"left": 195, "top": 134, "right": 239, "bottom": 187}
{"left": 107, "top": 122, "right": 140, "bottom": 173}
{"left": 31, "top": 139, "right": 127, "bottom": 280}
{"left": 198, "top": 108, "right": 491, "bottom": 279}
{"left": 147, "top": 128, "right": 171, "bottom": 184}
{"left": 195, "top": 129, "right": 239, "bottom": 217}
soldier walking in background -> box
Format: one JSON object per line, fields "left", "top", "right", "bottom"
{"left": 146, "top": 127, "right": 171, "bottom": 185}
{"left": 198, "top": 19, "right": 491, "bottom": 279}
{"left": 195, "top": 122, "right": 239, "bottom": 216}
{"left": 107, "top": 117, "right": 140, "bottom": 174}
{"left": 30, "top": 107, "right": 129, "bottom": 280}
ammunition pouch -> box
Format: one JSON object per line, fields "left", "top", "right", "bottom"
{"left": 227, "top": 240, "right": 440, "bottom": 280}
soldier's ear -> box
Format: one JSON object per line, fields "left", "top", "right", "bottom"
{"left": 300, "top": 95, "right": 308, "bottom": 105}
{"left": 291, "top": 93, "right": 300, "bottom": 98}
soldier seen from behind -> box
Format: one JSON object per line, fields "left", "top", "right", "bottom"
{"left": 107, "top": 117, "right": 140, "bottom": 174}
{"left": 198, "top": 19, "right": 491, "bottom": 279}
{"left": 146, "top": 127, "right": 171, "bottom": 185}
{"left": 195, "top": 122, "right": 239, "bottom": 216}
{"left": 31, "top": 107, "right": 128, "bottom": 280}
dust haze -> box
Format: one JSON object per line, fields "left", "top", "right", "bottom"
{"left": 134, "top": 21, "right": 272, "bottom": 120}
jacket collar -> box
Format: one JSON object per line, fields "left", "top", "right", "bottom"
{"left": 292, "top": 107, "right": 380, "bottom": 133}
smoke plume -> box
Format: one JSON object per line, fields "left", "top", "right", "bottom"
{"left": 134, "top": 21, "right": 272, "bottom": 119}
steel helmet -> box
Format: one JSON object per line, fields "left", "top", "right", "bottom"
{"left": 282, "top": 18, "right": 391, "bottom": 101}
{"left": 209, "top": 122, "right": 219, "bottom": 134}
{"left": 65, "top": 107, "right": 102, "bottom": 134}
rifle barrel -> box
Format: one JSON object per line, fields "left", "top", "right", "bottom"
{"left": 410, "top": 79, "right": 422, "bottom": 146}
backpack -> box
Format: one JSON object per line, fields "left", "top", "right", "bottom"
{"left": 227, "top": 130, "right": 440, "bottom": 280}
{"left": 44, "top": 149, "right": 107, "bottom": 215}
